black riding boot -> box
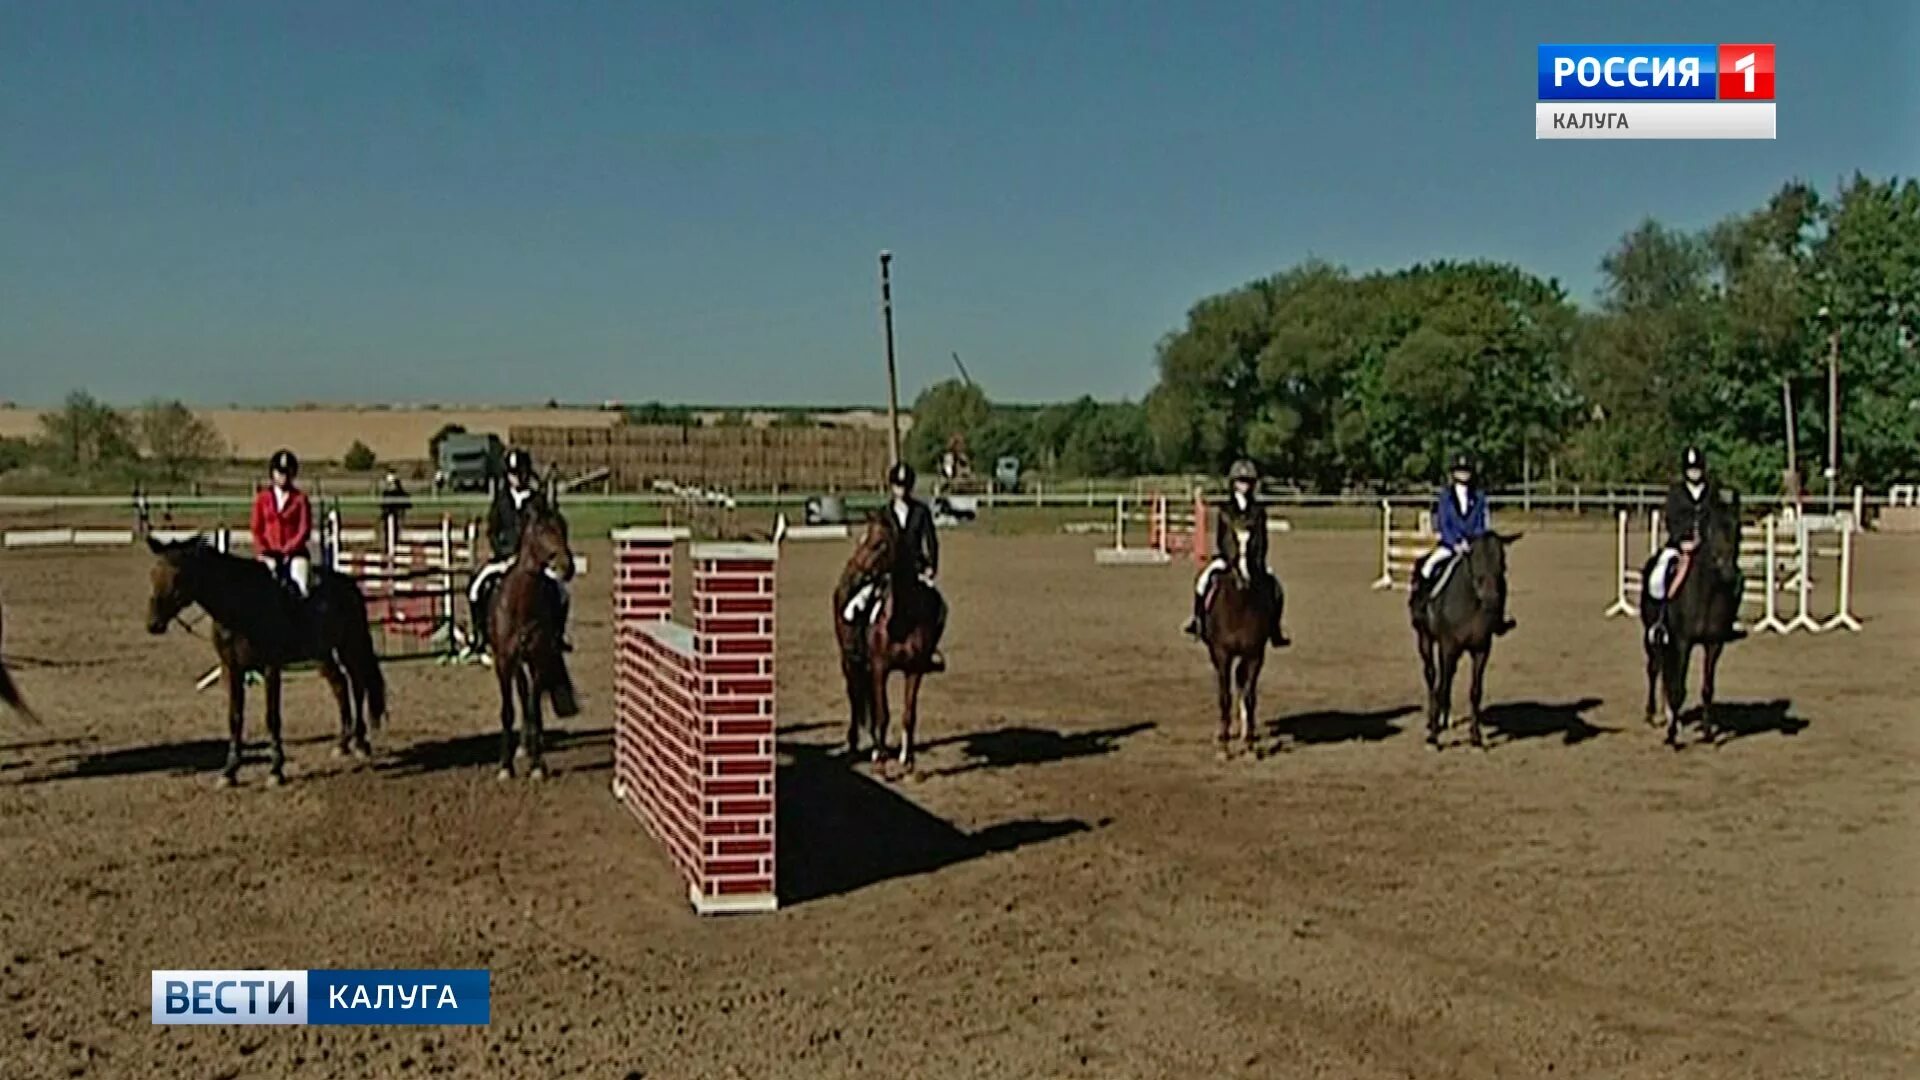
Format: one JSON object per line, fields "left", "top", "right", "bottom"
{"left": 559, "top": 587, "right": 574, "bottom": 653}
{"left": 1183, "top": 590, "right": 1206, "bottom": 639}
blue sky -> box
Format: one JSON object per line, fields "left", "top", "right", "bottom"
{"left": 1, "top": 2, "right": 1912, "bottom": 407}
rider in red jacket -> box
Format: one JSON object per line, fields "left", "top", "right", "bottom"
{"left": 251, "top": 449, "right": 313, "bottom": 597}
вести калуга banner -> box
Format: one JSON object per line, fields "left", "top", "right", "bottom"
{"left": 1536, "top": 44, "right": 1775, "bottom": 139}
{"left": 151, "top": 970, "right": 490, "bottom": 1025}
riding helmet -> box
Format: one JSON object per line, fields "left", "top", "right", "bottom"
{"left": 888, "top": 461, "right": 916, "bottom": 490}
{"left": 1228, "top": 458, "right": 1259, "bottom": 483}
{"left": 1450, "top": 452, "right": 1474, "bottom": 474}
{"left": 505, "top": 449, "right": 534, "bottom": 480}
{"left": 1683, "top": 446, "right": 1706, "bottom": 471}
{"left": 270, "top": 449, "right": 299, "bottom": 478}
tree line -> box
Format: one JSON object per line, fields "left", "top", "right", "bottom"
{"left": 909, "top": 174, "right": 1918, "bottom": 495}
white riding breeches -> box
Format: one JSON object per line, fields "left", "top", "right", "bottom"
{"left": 261, "top": 554, "right": 311, "bottom": 597}
{"left": 1647, "top": 547, "right": 1682, "bottom": 600}
{"left": 842, "top": 575, "right": 937, "bottom": 623}
{"left": 468, "top": 560, "right": 570, "bottom": 604}
{"left": 1419, "top": 547, "right": 1459, "bottom": 579}
{"left": 842, "top": 582, "right": 878, "bottom": 623}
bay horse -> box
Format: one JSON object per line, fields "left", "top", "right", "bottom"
{"left": 146, "top": 536, "right": 386, "bottom": 785}
{"left": 1200, "top": 559, "right": 1285, "bottom": 760}
{"left": 486, "top": 488, "right": 578, "bottom": 780}
{"left": 833, "top": 511, "right": 945, "bottom": 778}
{"left": 1, "top": 601, "right": 38, "bottom": 723}
{"left": 1640, "top": 490, "right": 1745, "bottom": 748}
{"left": 1410, "top": 533, "right": 1519, "bottom": 751}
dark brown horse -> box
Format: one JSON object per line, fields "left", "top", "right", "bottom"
{"left": 0, "top": 601, "right": 38, "bottom": 723}
{"left": 834, "top": 512, "right": 945, "bottom": 778}
{"left": 1201, "top": 558, "right": 1284, "bottom": 759}
{"left": 1411, "top": 533, "right": 1518, "bottom": 751}
{"left": 1640, "top": 489, "right": 1744, "bottom": 748}
{"left": 146, "top": 536, "right": 386, "bottom": 785}
{"left": 486, "top": 489, "right": 578, "bottom": 780}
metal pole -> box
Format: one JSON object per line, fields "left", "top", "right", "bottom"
{"left": 879, "top": 251, "right": 902, "bottom": 468}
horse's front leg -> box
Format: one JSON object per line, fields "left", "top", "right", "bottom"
{"left": 1431, "top": 645, "right": 1461, "bottom": 751}
{"left": 1467, "top": 647, "right": 1490, "bottom": 750}
{"left": 495, "top": 661, "right": 518, "bottom": 780}
{"left": 899, "top": 671, "right": 923, "bottom": 777}
{"left": 264, "top": 666, "right": 287, "bottom": 785}
{"left": 522, "top": 662, "right": 547, "bottom": 780}
{"left": 868, "top": 659, "right": 892, "bottom": 773}
{"left": 842, "top": 656, "right": 865, "bottom": 758}
{"left": 1643, "top": 638, "right": 1663, "bottom": 727}
{"left": 1240, "top": 653, "right": 1264, "bottom": 758}
{"left": 221, "top": 663, "right": 246, "bottom": 787}
{"left": 1699, "top": 641, "right": 1724, "bottom": 746}
{"left": 1212, "top": 649, "right": 1234, "bottom": 760}
{"left": 1663, "top": 641, "right": 1691, "bottom": 750}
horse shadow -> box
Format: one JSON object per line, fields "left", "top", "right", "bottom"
{"left": 11, "top": 734, "right": 333, "bottom": 785}
{"left": 776, "top": 738, "right": 1094, "bottom": 906}
{"left": 917, "top": 721, "right": 1155, "bottom": 779}
{"left": 1479, "top": 698, "right": 1613, "bottom": 746}
{"left": 375, "top": 726, "right": 612, "bottom": 777}
{"left": 1268, "top": 705, "right": 1414, "bottom": 748}
{"left": 1688, "top": 699, "right": 1807, "bottom": 744}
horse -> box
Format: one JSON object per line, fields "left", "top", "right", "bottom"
{"left": 0, "top": 601, "right": 38, "bottom": 724}
{"left": 146, "top": 536, "right": 387, "bottom": 785}
{"left": 1410, "top": 533, "right": 1519, "bottom": 751}
{"left": 1200, "top": 557, "right": 1285, "bottom": 760}
{"left": 833, "top": 511, "right": 945, "bottom": 778}
{"left": 485, "top": 486, "right": 579, "bottom": 781}
{"left": 1640, "top": 490, "right": 1745, "bottom": 748}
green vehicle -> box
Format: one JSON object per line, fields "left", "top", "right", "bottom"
{"left": 436, "top": 433, "right": 504, "bottom": 491}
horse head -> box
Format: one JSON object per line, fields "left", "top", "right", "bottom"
{"left": 518, "top": 499, "right": 575, "bottom": 582}
{"left": 1699, "top": 489, "right": 1743, "bottom": 578}
{"left": 849, "top": 510, "right": 897, "bottom": 579}
{"left": 145, "top": 534, "right": 212, "bottom": 634}
{"left": 1465, "top": 532, "right": 1520, "bottom": 611}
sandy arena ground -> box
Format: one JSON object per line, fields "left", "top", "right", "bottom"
{"left": 0, "top": 528, "right": 1915, "bottom": 1078}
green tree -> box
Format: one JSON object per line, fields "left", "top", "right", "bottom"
{"left": 904, "top": 379, "right": 991, "bottom": 471}
{"left": 138, "top": 400, "right": 227, "bottom": 481}
{"left": 39, "top": 390, "right": 136, "bottom": 468}
{"left": 343, "top": 440, "right": 377, "bottom": 472}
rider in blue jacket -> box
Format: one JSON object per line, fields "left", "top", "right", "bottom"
{"left": 1411, "top": 454, "right": 1515, "bottom": 634}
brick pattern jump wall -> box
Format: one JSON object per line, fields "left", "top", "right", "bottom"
{"left": 612, "top": 529, "right": 778, "bottom": 915}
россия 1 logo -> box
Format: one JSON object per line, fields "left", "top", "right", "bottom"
{"left": 1536, "top": 44, "right": 1775, "bottom": 140}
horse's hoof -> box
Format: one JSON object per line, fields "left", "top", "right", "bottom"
{"left": 495, "top": 767, "right": 513, "bottom": 782}
{"left": 217, "top": 773, "right": 237, "bottom": 788}
{"left": 528, "top": 767, "right": 548, "bottom": 782}
{"left": 351, "top": 742, "right": 372, "bottom": 760}
{"left": 515, "top": 745, "right": 528, "bottom": 761}
{"left": 1245, "top": 744, "right": 1263, "bottom": 761}
{"left": 266, "top": 772, "right": 286, "bottom": 788}
{"left": 332, "top": 744, "right": 350, "bottom": 759}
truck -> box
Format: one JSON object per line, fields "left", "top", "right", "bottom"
{"left": 436, "top": 433, "right": 504, "bottom": 492}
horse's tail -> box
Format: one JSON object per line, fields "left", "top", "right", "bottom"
{"left": 542, "top": 649, "right": 580, "bottom": 719}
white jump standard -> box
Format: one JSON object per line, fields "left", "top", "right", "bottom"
{"left": 611, "top": 527, "right": 779, "bottom": 915}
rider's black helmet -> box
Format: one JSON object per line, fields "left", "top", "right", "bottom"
{"left": 1450, "top": 453, "right": 1474, "bottom": 474}
{"left": 505, "top": 448, "right": 534, "bottom": 481}
{"left": 270, "top": 449, "right": 299, "bottom": 478}
{"left": 1683, "top": 446, "right": 1706, "bottom": 472}
{"left": 888, "top": 461, "right": 916, "bottom": 491}
{"left": 1228, "top": 458, "right": 1259, "bottom": 483}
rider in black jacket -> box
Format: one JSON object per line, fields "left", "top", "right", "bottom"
{"left": 466, "top": 449, "right": 568, "bottom": 655}
{"left": 841, "top": 461, "right": 944, "bottom": 667}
